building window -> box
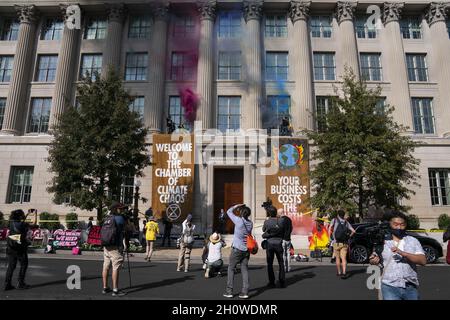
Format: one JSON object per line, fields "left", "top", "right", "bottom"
{"left": 266, "top": 96, "right": 290, "bottom": 129}
{"left": 121, "top": 176, "right": 135, "bottom": 205}
{"left": 0, "top": 98, "right": 5, "bottom": 130}
{"left": 28, "top": 98, "right": 51, "bottom": 134}
{"left": 313, "top": 52, "right": 336, "bottom": 80}
{"left": 429, "top": 169, "right": 450, "bottom": 206}
{"left": 0, "top": 55, "right": 13, "bottom": 82}
{"left": 400, "top": 17, "right": 422, "bottom": 39}
{"left": 84, "top": 18, "right": 107, "bottom": 39}
{"left": 412, "top": 98, "right": 435, "bottom": 134}
{"left": 169, "top": 96, "right": 192, "bottom": 131}
{"left": 360, "top": 53, "right": 382, "bottom": 81}
{"left": 80, "top": 54, "right": 102, "bottom": 80}
{"left": 41, "top": 18, "right": 64, "bottom": 40}
{"left": 129, "top": 96, "right": 144, "bottom": 120}
{"left": 310, "top": 16, "right": 332, "bottom": 38}
{"left": 1, "top": 19, "right": 19, "bottom": 41}
{"left": 171, "top": 52, "right": 196, "bottom": 81}
{"left": 218, "top": 12, "right": 241, "bottom": 38}
{"left": 35, "top": 55, "right": 58, "bottom": 82}
{"left": 218, "top": 96, "right": 241, "bottom": 132}
{"left": 218, "top": 51, "right": 241, "bottom": 80}
{"left": 173, "top": 15, "right": 195, "bottom": 37}
{"left": 8, "top": 167, "right": 34, "bottom": 203}
{"left": 266, "top": 52, "right": 288, "bottom": 81}
{"left": 125, "top": 53, "right": 148, "bottom": 81}
{"left": 265, "top": 15, "right": 287, "bottom": 37}
{"left": 375, "top": 98, "right": 386, "bottom": 115}
{"left": 129, "top": 16, "right": 152, "bottom": 39}
{"left": 315, "top": 96, "right": 333, "bottom": 132}
{"left": 355, "top": 16, "right": 376, "bottom": 39}
{"left": 406, "top": 54, "right": 428, "bottom": 82}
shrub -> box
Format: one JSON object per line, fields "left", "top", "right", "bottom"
{"left": 438, "top": 214, "right": 450, "bottom": 230}
{"left": 406, "top": 214, "right": 420, "bottom": 230}
{"left": 39, "top": 212, "right": 61, "bottom": 230}
{"left": 66, "top": 212, "right": 78, "bottom": 230}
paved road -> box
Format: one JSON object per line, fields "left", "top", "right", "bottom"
{"left": 1, "top": 257, "right": 449, "bottom": 300}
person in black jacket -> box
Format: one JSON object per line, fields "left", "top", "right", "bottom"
{"left": 278, "top": 208, "right": 293, "bottom": 273}
{"left": 4, "top": 209, "right": 32, "bottom": 291}
{"left": 262, "top": 206, "right": 285, "bottom": 288}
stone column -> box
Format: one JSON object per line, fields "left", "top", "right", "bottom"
{"left": 146, "top": 3, "right": 169, "bottom": 133}
{"left": 243, "top": 1, "right": 263, "bottom": 131}
{"left": 289, "top": 1, "right": 315, "bottom": 133}
{"left": 336, "top": 1, "right": 360, "bottom": 78}
{"left": 0, "top": 5, "right": 39, "bottom": 135}
{"left": 196, "top": 1, "right": 216, "bottom": 130}
{"left": 102, "top": 3, "right": 126, "bottom": 73}
{"left": 426, "top": 2, "right": 450, "bottom": 137}
{"left": 49, "top": 4, "right": 81, "bottom": 130}
{"left": 381, "top": 2, "right": 413, "bottom": 132}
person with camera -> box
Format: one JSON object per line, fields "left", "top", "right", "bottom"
{"left": 177, "top": 214, "right": 195, "bottom": 272}
{"left": 101, "top": 202, "right": 127, "bottom": 297}
{"left": 369, "top": 211, "right": 426, "bottom": 300}
{"left": 327, "top": 209, "right": 355, "bottom": 279}
{"left": 4, "top": 209, "right": 37, "bottom": 291}
{"left": 223, "top": 204, "right": 253, "bottom": 299}
{"left": 278, "top": 208, "right": 293, "bottom": 273}
{"left": 262, "top": 206, "right": 286, "bottom": 288}
{"left": 205, "top": 232, "right": 226, "bottom": 278}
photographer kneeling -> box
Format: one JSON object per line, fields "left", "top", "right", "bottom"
{"left": 369, "top": 211, "right": 426, "bottom": 300}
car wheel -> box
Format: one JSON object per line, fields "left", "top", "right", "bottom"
{"left": 350, "top": 245, "right": 369, "bottom": 263}
{"left": 422, "top": 245, "right": 438, "bottom": 263}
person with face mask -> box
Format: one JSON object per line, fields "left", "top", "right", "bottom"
{"left": 369, "top": 211, "right": 427, "bottom": 300}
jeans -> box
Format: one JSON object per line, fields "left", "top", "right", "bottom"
{"left": 282, "top": 240, "right": 291, "bottom": 272}
{"left": 207, "top": 259, "right": 223, "bottom": 275}
{"left": 266, "top": 241, "right": 285, "bottom": 285}
{"left": 162, "top": 230, "right": 171, "bottom": 246}
{"left": 381, "top": 283, "right": 419, "bottom": 300}
{"left": 226, "top": 248, "right": 250, "bottom": 295}
{"left": 5, "top": 249, "right": 28, "bottom": 286}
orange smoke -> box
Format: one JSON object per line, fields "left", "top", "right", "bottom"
{"left": 308, "top": 222, "right": 330, "bottom": 251}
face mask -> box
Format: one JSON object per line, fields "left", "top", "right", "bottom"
{"left": 390, "top": 228, "right": 407, "bottom": 239}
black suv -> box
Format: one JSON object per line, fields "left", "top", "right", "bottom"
{"left": 348, "top": 222, "right": 443, "bottom": 264}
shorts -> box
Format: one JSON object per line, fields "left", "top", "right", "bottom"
{"left": 103, "top": 246, "right": 124, "bottom": 271}
{"left": 332, "top": 243, "right": 348, "bottom": 259}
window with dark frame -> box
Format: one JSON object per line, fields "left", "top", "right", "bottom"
{"left": 28, "top": 98, "right": 51, "bottom": 134}
{"left": 41, "top": 18, "right": 64, "bottom": 40}
{"left": 429, "top": 169, "right": 450, "bottom": 206}
{"left": 8, "top": 166, "right": 34, "bottom": 204}
{"left": 35, "top": 55, "right": 58, "bottom": 82}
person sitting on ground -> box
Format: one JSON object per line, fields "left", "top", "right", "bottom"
{"left": 205, "top": 232, "right": 226, "bottom": 278}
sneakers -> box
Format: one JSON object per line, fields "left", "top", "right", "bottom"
{"left": 184, "top": 269, "right": 189, "bottom": 273}
{"left": 238, "top": 293, "right": 249, "bottom": 299}
{"left": 144, "top": 257, "right": 148, "bottom": 261}
{"left": 177, "top": 268, "right": 181, "bottom": 272}
{"left": 102, "top": 287, "right": 112, "bottom": 294}
{"left": 267, "top": 282, "right": 276, "bottom": 288}
{"left": 341, "top": 274, "right": 349, "bottom": 280}
{"left": 202, "top": 263, "right": 207, "bottom": 270}
{"left": 112, "top": 289, "right": 127, "bottom": 297}
{"left": 16, "top": 283, "right": 30, "bottom": 290}
{"left": 205, "top": 268, "right": 210, "bottom": 278}
{"left": 223, "top": 292, "right": 233, "bottom": 298}
{"left": 4, "top": 284, "right": 15, "bottom": 291}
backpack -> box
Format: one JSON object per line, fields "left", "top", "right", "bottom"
{"left": 333, "top": 219, "right": 350, "bottom": 243}
{"left": 101, "top": 215, "right": 118, "bottom": 246}
{"left": 242, "top": 218, "right": 258, "bottom": 254}
{"left": 182, "top": 225, "right": 194, "bottom": 245}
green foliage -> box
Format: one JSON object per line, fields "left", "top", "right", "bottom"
{"left": 406, "top": 214, "right": 420, "bottom": 230}
{"left": 39, "top": 212, "right": 61, "bottom": 231}
{"left": 306, "top": 69, "right": 421, "bottom": 217}
{"left": 66, "top": 212, "right": 79, "bottom": 230}
{"left": 438, "top": 214, "right": 450, "bottom": 230}
{"left": 47, "top": 68, "right": 150, "bottom": 222}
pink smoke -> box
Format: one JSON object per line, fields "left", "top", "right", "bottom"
{"left": 179, "top": 87, "right": 199, "bottom": 123}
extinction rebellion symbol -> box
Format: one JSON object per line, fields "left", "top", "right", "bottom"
{"left": 166, "top": 203, "right": 182, "bottom": 221}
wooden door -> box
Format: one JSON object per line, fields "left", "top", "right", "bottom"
{"left": 224, "top": 182, "right": 243, "bottom": 234}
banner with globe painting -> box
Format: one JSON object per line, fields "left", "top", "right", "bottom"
{"left": 265, "top": 138, "right": 312, "bottom": 235}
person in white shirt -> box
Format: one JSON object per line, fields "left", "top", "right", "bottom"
{"left": 205, "top": 232, "right": 226, "bottom": 278}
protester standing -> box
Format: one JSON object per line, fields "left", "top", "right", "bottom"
{"left": 218, "top": 209, "right": 226, "bottom": 234}
{"left": 278, "top": 208, "right": 293, "bottom": 273}
{"left": 369, "top": 211, "right": 426, "bottom": 300}
{"left": 223, "top": 204, "right": 253, "bottom": 299}
{"left": 177, "top": 215, "right": 195, "bottom": 272}
{"left": 263, "top": 206, "right": 285, "bottom": 288}
{"left": 162, "top": 214, "right": 173, "bottom": 247}
{"left": 145, "top": 216, "right": 159, "bottom": 262}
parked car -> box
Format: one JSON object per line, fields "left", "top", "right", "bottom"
{"left": 348, "top": 222, "right": 443, "bottom": 264}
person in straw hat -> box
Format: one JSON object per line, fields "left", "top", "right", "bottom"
{"left": 205, "top": 232, "right": 226, "bottom": 278}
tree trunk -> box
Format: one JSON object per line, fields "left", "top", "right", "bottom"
{"left": 358, "top": 176, "right": 364, "bottom": 218}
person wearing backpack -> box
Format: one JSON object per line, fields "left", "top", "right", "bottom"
{"left": 262, "top": 206, "right": 286, "bottom": 288}
{"left": 4, "top": 209, "right": 35, "bottom": 291}
{"left": 101, "top": 202, "right": 127, "bottom": 297}
{"left": 177, "top": 215, "right": 195, "bottom": 272}
{"left": 328, "top": 209, "right": 355, "bottom": 279}
{"left": 223, "top": 204, "right": 253, "bottom": 299}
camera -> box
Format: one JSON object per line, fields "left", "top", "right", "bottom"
{"left": 261, "top": 198, "right": 273, "bottom": 210}
{"left": 365, "top": 221, "right": 392, "bottom": 257}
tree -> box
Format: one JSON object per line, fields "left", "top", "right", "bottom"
{"left": 47, "top": 68, "right": 150, "bottom": 222}
{"left": 66, "top": 212, "right": 79, "bottom": 230}
{"left": 306, "top": 69, "right": 421, "bottom": 218}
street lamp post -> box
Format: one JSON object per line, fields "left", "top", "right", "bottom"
{"left": 133, "top": 180, "right": 142, "bottom": 229}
